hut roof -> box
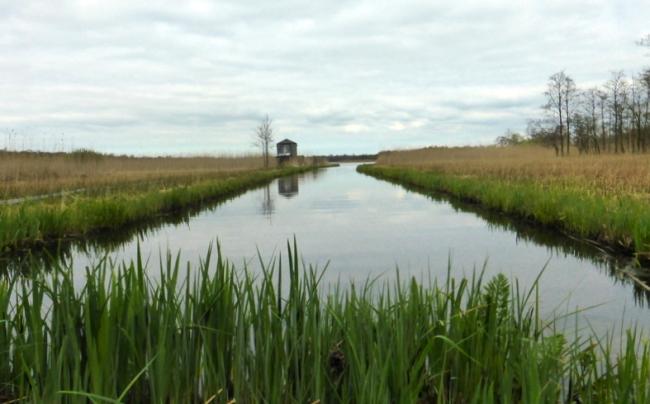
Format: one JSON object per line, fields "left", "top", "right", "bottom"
{"left": 277, "top": 138, "right": 297, "bottom": 145}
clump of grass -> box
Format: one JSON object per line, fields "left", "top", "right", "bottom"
{"left": 1, "top": 242, "right": 650, "bottom": 402}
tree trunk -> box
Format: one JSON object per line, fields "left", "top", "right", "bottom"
{"left": 565, "top": 97, "right": 571, "bottom": 155}
{"left": 558, "top": 93, "right": 564, "bottom": 156}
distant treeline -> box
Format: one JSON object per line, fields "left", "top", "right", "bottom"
{"left": 319, "top": 154, "right": 377, "bottom": 162}
{"left": 497, "top": 35, "right": 650, "bottom": 155}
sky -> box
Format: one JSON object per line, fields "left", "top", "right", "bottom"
{"left": 1, "top": 0, "right": 649, "bottom": 155}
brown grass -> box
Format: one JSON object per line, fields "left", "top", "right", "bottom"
{"left": 376, "top": 146, "right": 650, "bottom": 199}
{"left": 0, "top": 150, "right": 275, "bottom": 199}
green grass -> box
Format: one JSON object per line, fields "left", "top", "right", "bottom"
{"left": 0, "top": 166, "right": 317, "bottom": 253}
{"left": 1, "top": 242, "right": 650, "bottom": 403}
{"left": 358, "top": 164, "right": 650, "bottom": 260}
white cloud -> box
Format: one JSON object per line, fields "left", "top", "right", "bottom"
{"left": 0, "top": 0, "right": 648, "bottom": 154}
{"left": 389, "top": 119, "right": 426, "bottom": 131}
{"left": 342, "top": 123, "right": 369, "bottom": 134}
{"left": 389, "top": 122, "right": 406, "bottom": 131}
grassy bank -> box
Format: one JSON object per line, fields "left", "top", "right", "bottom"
{"left": 360, "top": 148, "right": 650, "bottom": 260}
{"left": 0, "top": 166, "right": 318, "bottom": 252}
{"left": 1, "top": 243, "right": 650, "bottom": 403}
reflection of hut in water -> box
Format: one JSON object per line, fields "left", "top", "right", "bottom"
{"left": 276, "top": 139, "right": 297, "bottom": 165}
{"left": 278, "top": 176, "right": 299, "bottom": 198}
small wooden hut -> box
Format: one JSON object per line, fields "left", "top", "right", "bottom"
{"left": 276, "top": 139, "right": 297, "bottom": 164}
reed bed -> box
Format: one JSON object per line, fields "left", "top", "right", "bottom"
{"left": 377, "top": 146, "right": 650, "bottom": 200}
{"left": 0, "top": 150, "right": 274, "bottom": 199}
{"left": 1, "top": 242, "right": 649, "bottom": 403}
{"left": 0, "top": 166, "right": 316, "bottom": 253}
{"left": 366, "top": 147, "right": 650, "bottom": 258}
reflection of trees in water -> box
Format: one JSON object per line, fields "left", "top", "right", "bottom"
{"left": 260, "top": 184, "right": 275, "bottom": 219}
{"left": 310, "top": 169, "right": 324, "bottom": 181}
{"left": 375, "top": 178, "right": 650, "bottom": 307}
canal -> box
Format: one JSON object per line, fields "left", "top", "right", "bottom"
{"left": 4, "top": 163, "right": 650, "bottom": 338}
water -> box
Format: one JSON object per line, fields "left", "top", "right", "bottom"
{"left": 5, "top": 163, "right": 650, "bottom": 337}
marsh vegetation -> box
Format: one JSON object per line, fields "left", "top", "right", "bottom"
{"left": 0, "top": 150, "right": 327, "bottom": 253}
{"left": 0, "top": 150, "right": 274, "bottom": 200}
{"left": 366, "top": 146, "right": 650, "bottom": 260}
{"left": 3, "top": 148, "right": 650, "bottom": 403}
{"left": 2, "top": 243, "right": 650, "bottom": 403}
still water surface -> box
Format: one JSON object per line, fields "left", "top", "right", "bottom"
{"left": 9, "top": 163, "right": 650, "bottom": 337}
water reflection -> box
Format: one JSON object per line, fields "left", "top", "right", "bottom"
{"left": 4, "top": 173, "right": 302, "bottom": 273}
{"left": 360, "top": 171, "right": 650, "bottom": 307}
{"left": 260, "top": 184, "right": 275, "bottom": 218}
{"left": 3, "top": 165, "right": 650, "bottom": 314}
{"left": 436, "top": 191, "right": 650, "bottom": 306}
{"left": 0, "top": 185, "right": 260, "bottom": 274}
{"left": 278, "top": 176, "right": 299, "bottom": 198}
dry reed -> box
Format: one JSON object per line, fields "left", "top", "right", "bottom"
{"left": 377, "top": 146, "right": 650, "bottom": 200}
{"left": 0, "top": 150, "right": 274, "bottom": 199}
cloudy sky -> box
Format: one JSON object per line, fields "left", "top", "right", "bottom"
{"left": 1, "top": 0, "right": 648, "bottom": 155}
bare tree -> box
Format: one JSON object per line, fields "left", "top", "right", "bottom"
{"left": 635, "top": 36, "right": 650, "bottom": 151}
{"left": 581, "top": 87, "right": 601, "bottom": 153}
{"left": 520, "top": 36, "right": 650, "bottom": 156}
{"left": 563, "top": 76, "right": 577, "bottom": 155}
{"left": 545, "top": 71, "right": 571, "bottom": 155}
{"left": 254, "top": 115, "right": 274, "bottom": 168}
{"left": 629, "top": 77, "right": 644, "bottom": 152}
{"left": 596, "top": 89, "right": 609, "bottom": 152}
{"left": 572, "top": 112, "right": 591, "bottom": 154}
{"left": 606, "top": 71, "right": 627, "bottom": 153}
